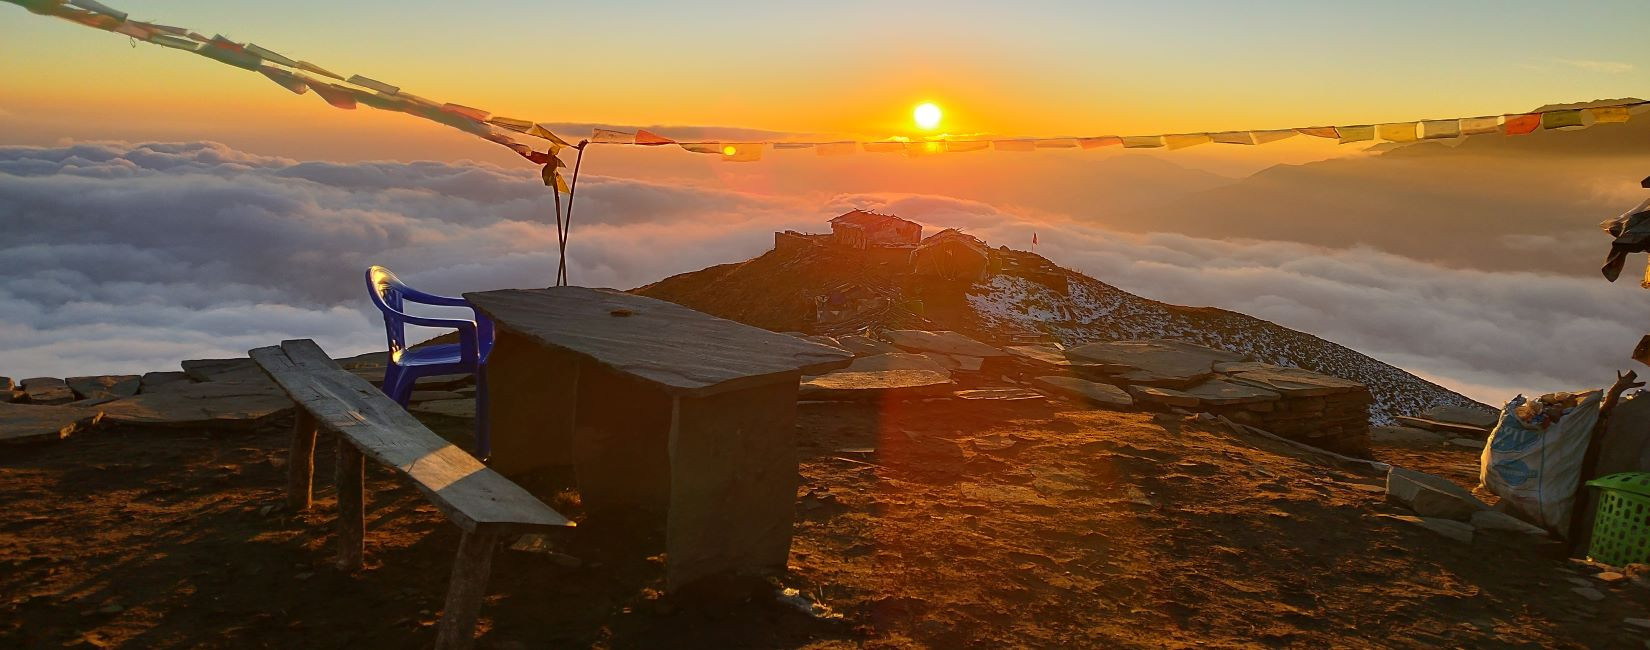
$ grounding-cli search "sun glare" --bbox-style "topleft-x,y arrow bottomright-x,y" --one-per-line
914,102 -> 942,130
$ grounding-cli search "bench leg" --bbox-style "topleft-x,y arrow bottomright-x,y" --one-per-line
434,530 -> 498,650
287,410 -> 318,511
336,440 -> 365,571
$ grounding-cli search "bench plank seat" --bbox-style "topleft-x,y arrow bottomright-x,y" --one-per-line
251,340 -> 569,533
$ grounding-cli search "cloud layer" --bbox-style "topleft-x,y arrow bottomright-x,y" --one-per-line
2,141 -> 1644,405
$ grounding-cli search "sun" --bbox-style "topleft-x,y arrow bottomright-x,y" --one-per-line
913,102 -> 942,130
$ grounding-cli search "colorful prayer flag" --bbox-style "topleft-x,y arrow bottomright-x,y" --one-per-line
1542,109 -> 1584,130
148,34 -> 201,51
1335,125 -> 1374,143
1210,131 -> 1256,145
634,129 -> 675,146
1459,116 -> 1500,135
945,140 -> 990,153
487,116 -> 535,133
1295,127 -> 1339,139
308,82 -> 358,110
1164,134 -> 1211,150
1419,119 -> 1460,139
720,143 -> 763,162
1121,135 -> 1164,148
1589,106 -> 1632,123
816,142 -> 856,156
1034,138 -> 1079,149
1251,129 -> 1298,144
679,143 -> 721,154
992,140 -> 1036,151
773,142 -> 815,150
67,0 -> 126,21
442,103 -> 490,122
1376,122 -> 1417,142
347,74 -> 398,95
864,141 -> 904,153
1502,113 -> 1541,135
258,66 -> 308,95
1079,136 -> 1122,149
590,128 -> 634,144
527,124 -> 571,148
244,44 -> 298,68
905,142 -> 943,156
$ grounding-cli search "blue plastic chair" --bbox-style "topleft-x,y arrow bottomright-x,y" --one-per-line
365,265 -> 496,457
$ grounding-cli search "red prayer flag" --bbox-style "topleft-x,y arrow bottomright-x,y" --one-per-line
634,129 -> 675,146
1502,113 -> 1541,135
1033,232 -> 1039,245
308,82 -> 358,110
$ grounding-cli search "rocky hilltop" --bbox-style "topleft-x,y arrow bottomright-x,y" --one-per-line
634,220 -> 1486,424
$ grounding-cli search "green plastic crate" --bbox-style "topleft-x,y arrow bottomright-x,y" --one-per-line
1586,472 -> 1650,566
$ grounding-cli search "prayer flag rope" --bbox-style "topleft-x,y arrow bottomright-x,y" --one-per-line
9,0 -> 1648,180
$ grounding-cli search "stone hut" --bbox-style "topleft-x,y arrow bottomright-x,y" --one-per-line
829,210 -> 922,250
911,228 -> 992,282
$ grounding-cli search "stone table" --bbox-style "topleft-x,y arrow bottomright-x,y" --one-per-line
465,287 -> 852,590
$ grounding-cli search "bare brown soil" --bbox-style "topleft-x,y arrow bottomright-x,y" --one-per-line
2,397 -> 1645,648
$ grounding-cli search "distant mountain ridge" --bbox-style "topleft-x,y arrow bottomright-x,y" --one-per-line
634,238 -> 1484,424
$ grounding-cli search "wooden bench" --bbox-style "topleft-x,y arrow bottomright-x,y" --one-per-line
250,339 -> 572,649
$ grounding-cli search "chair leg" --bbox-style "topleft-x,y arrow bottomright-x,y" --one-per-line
475,366 -> 491,460
433,530 -> 499,650
287,410 -> 318,511
336,440 -> 365,571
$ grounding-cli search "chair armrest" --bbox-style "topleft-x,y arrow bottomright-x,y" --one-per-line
398,285 -> 472,308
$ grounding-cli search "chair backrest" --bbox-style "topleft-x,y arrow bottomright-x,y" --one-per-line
365,265 -> 409,360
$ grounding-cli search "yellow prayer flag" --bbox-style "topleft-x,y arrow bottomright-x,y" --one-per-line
864,141 -> 904,153
945,141 -> 990,153
1589,106 -> 1631,123
541,164 -> 569,193
590,128 -> 634,144
1335,125 -> 1374,143
1295,127 -> 1339,139
347,74 -> 398,95
816,142 -> 856,156
1459,116 -> 1500,135
1419,120 -> 1460,139
679,143 -> 721,154
720,143 -> 763,162
992,140 -> 1036,151
1079,136 -> 1122,149
1035,138 -> 1079,149
527,124 -> 571,148
1164,134 -> 1211,150
1542,109 -> 1584,130
443,104 -> 490,122
1252,129 -> 1298,144
1376,122 -> 1417,142
1210,131 -> 1255,145
487,116 -> 535,133
1121,135 -> 1164,148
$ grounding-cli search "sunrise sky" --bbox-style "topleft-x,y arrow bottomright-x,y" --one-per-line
4,0 -> 1648,167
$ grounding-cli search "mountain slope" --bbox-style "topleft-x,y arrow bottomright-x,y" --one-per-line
634,240 -> 1484,424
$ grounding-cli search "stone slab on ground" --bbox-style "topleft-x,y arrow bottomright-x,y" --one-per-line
181,358 -> 271,384
1394,415 -> 1491,437
1471,509 -> 1548,536
840,353 -> 951,375
66,375 -> 141,402
1129,385 -> 1202,408
97,380 -> 292,430
954,388 -> 1045,402
799,369 -> 954,401
138,371 -> 192,394
20,378 -> 75,405
1033,376 -> 1133,409
834,335 -> 901,357
1380,514 -> 1474,544
1223,364 -> 1365,397
1004,345 -> 1132,374
1421,405 -> 1498,430
1064,340 -> 1241,389
1387,466 -> 1488,521
410,398 -> 477,418
884,330 -> 1007,359
1370,425 -> 1449,444
0,402 -> 104,444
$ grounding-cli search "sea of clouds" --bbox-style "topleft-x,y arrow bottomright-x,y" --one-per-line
2,141 -> 1645,404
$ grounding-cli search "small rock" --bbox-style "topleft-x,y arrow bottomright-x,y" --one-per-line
1387,466 -> 1487,521
1573,586 -> 1606,602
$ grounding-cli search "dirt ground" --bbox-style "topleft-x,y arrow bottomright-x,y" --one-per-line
2,396 -> 1647,648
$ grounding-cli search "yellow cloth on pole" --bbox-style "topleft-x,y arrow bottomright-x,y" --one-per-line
1377,122 -> 1417,142
1121,135 -> 1164,148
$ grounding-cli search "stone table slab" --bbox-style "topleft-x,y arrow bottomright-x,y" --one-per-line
20,378 -> 75,405
1032,376 -> 1134,409
1064,340 -> 1242,388
883,330 -> 1008,359
799,369 -> 954,400
1223,364 -> 1364,397
0,402 -> 104,444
